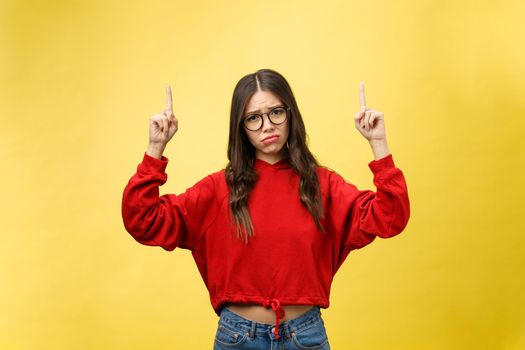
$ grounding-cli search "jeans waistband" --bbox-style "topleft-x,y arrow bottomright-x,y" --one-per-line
219,306 -> 323,338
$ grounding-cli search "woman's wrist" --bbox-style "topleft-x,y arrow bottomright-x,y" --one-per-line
146,142 -> 167,159
369,138 -> 390,160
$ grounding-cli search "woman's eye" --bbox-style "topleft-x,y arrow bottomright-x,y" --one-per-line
247,115 -> 258,121
272,108 -> 284,115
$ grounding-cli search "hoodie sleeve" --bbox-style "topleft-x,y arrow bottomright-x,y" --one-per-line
325,154 -> 410,271
121,152 -> 218,252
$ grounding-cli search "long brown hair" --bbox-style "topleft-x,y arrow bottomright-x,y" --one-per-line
225,69 -> 325,244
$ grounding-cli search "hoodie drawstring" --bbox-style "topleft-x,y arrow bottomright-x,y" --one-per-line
263,298 -> 285,339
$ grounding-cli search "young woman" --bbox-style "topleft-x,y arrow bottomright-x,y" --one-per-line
122,69 -> 410,349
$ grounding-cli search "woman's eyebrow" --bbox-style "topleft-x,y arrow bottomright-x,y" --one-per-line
246,104 -> 284,114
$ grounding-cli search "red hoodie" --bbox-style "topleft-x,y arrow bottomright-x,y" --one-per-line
122,153 -> 410,339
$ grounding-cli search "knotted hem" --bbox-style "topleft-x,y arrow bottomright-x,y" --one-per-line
211,294 -> 329,339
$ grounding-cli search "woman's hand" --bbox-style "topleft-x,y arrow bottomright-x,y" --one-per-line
146,85 -> 179,159
354,82 -> 386,142
149,85 -> 179,145
354,82 -> 390,160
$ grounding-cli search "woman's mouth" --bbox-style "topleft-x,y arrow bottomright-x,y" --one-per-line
262,135 -> 279,144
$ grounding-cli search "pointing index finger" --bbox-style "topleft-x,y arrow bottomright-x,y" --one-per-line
359,81 -> 366,112
166,84 -> 173,113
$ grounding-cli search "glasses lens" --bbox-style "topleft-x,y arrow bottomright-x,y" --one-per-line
269,107 -> 287,124
244,115 -> 262,131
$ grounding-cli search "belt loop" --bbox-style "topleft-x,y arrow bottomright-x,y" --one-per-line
283,322 -> 291,339
249,321 -> 256,339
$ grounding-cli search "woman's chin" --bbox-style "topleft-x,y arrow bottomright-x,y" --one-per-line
262,145 -> 285,155
256,145 -> 285,157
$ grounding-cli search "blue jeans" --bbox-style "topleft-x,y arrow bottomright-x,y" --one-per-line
213,305 -> 331,350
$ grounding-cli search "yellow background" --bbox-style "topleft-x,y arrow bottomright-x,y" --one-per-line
1,0 -> 524,349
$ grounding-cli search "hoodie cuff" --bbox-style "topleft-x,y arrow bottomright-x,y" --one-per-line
140,152 -> 169,173
368,153 -> 395,174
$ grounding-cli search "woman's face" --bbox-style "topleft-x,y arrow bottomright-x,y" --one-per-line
243,90 -> 290,164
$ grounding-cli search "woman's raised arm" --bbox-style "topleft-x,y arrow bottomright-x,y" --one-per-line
121,85 -> 218,251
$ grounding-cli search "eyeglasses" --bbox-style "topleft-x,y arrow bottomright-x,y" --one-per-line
243,106 -> 291,131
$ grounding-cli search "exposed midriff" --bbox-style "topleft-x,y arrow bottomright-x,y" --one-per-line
224,303 -> 314,324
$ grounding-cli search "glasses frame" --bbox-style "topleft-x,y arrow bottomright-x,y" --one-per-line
242,106 -> 291,131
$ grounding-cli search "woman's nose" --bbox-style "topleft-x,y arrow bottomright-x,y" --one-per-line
261,114 -> 275,131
